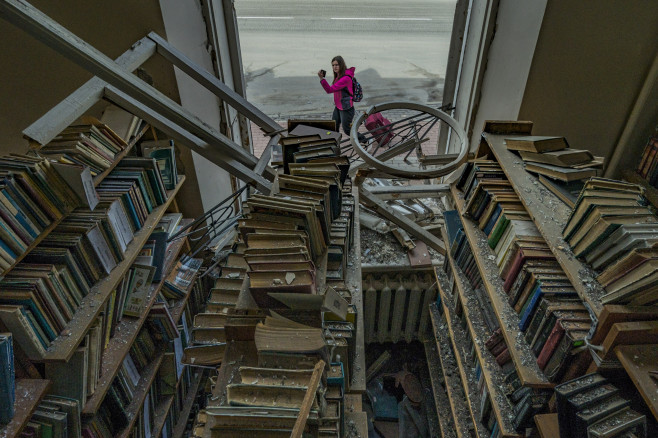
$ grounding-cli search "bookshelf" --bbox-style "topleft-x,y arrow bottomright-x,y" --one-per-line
151,394 -> 175,438
450,185 -> 552,388
91,123 -> 150,186
436,250 -> 522,437
621,169 -> 658,210
615,344 -> 658,421
326,183 -> 366,393
478,133 -> 606,317
423,339 -> 458,438
81,221 -> 190,415
534,413 -> 559,438
114,352 -> 165,438
40,177 -> 185,362
0,379 -> 50,438
428,303 -> 484,438
171,370 -> 203,438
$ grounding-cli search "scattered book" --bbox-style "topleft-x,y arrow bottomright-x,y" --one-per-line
505,136 -> 569,153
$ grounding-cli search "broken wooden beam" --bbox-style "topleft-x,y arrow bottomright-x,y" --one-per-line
359,187 -> 446,255
365,184 -> 450,200
291,360 -> 326,438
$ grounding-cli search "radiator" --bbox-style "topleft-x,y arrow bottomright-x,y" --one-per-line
362,272 -> 437,344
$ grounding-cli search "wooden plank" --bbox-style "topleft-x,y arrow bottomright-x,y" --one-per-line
147,32 -> 283,136
103,86 -> 273,193
534,413 -> 559,438
591,305 -> 658,344
365,183 -> 450,200
423,340 -> 458,438
327,184 -> 366,393
429,303 -> 481,438
115,352 -> 165,438
172,370 -> 204,438
151,395 -> 175,438
359,186 -> 446,255
41,177 -> 186,362
21,36 -> 156,146
0,214 -> 66,279
0,0 -> 261,172
437,254 -> 523,437
291,360 -> 325,438
343,394 -> 362,414
450,186 -> 552,388
615,344 -> 658,421
601,321 -> 658,360
344,411 -> 368,438
81,226 -> 189,415
481,133 -> 605,316
0,379 -> 50,438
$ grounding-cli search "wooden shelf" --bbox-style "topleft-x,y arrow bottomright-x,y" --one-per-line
151,394 -> 175,438
436,259 -> 522,437
0,379 -> 50,438
171,370 -> 204,438
91,123 -> 149,186
0,215 -> 67,280
480,133 -> 605,316
534,413 -> 559,438
428,303 -> 482,438
81,225 -> 189,415
615,344 -> 658,421
115,352 -> 165,438
621,169 -> 658,210
423,338 -> 459,438
41,176 -> 186,362
0,123 -> 150,280
450,185 -> 552,388
327,183 -> 365,393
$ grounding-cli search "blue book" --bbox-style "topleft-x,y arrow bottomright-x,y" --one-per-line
0,188 -> 40,238
518,284 -> 543,332
444,210 -> 463,245
483,204 -> 502,236
0,238 -> 17,261
120,194 -> 141,230
0,333 -> 15,424
0,297 -> 56,342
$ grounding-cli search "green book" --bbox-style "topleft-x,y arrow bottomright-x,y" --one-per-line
488,215 -> 510,249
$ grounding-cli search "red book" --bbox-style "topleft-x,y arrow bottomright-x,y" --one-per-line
495,347 -> 511,366
537,320 -> 566,370
502,247 -> 555,292
490,339 -> 507,357
484,328 -> 503,350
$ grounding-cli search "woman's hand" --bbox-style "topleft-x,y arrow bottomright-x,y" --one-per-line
317,70 -> 325,79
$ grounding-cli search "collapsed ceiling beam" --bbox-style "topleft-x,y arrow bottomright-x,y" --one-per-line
359,186 -> 446,255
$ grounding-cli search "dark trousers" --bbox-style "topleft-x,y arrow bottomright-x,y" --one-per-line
332,107 -> 366,142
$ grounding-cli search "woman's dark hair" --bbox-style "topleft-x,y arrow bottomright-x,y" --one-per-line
332,55 -> 347,83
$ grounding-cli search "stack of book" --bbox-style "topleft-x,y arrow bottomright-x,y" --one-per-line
457,160 -> 593,384
636,131 -> 658,188
503,135 -> 604,207
20,395 -> 81,438
555,373 -> 647,438
0,155 -> 82,273
561,178 -> 658,304
279,124 -> 341,173
40,123 -> 128,176
0,333 -> 14,425
84,328 -> 158,436
0,158 -> 170,359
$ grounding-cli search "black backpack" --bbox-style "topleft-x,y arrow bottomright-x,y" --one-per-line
352,77 -> 363,102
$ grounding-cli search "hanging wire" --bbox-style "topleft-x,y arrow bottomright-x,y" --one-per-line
168,185 -> 247,259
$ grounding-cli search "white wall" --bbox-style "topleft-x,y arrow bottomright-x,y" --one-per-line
159,0 -> 235,216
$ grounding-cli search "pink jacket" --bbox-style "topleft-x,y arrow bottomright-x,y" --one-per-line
320,67 -> 355,110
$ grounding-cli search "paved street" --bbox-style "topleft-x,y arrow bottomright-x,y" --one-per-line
235,0 -> 457,119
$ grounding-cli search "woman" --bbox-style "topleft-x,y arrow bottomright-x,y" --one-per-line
317,56 -> 361,138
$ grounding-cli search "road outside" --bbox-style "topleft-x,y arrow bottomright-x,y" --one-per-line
235,0 -> 457,120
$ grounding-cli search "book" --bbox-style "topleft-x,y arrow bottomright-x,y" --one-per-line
122,264 -> 156,317
31,409 -> 68,438
140,140 -> 178,190
538,175 -> 583,208
99,104 -> 142,144
518,148 -> 594,166
41,396 -> 81,438
0,333 -> 14,424
504,136 -> 569,153
524,162 -> 597,182
554,373 -> 608,438
45,343 -> 89,407
585,224 -> 658,270
586,407 -> 646,438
